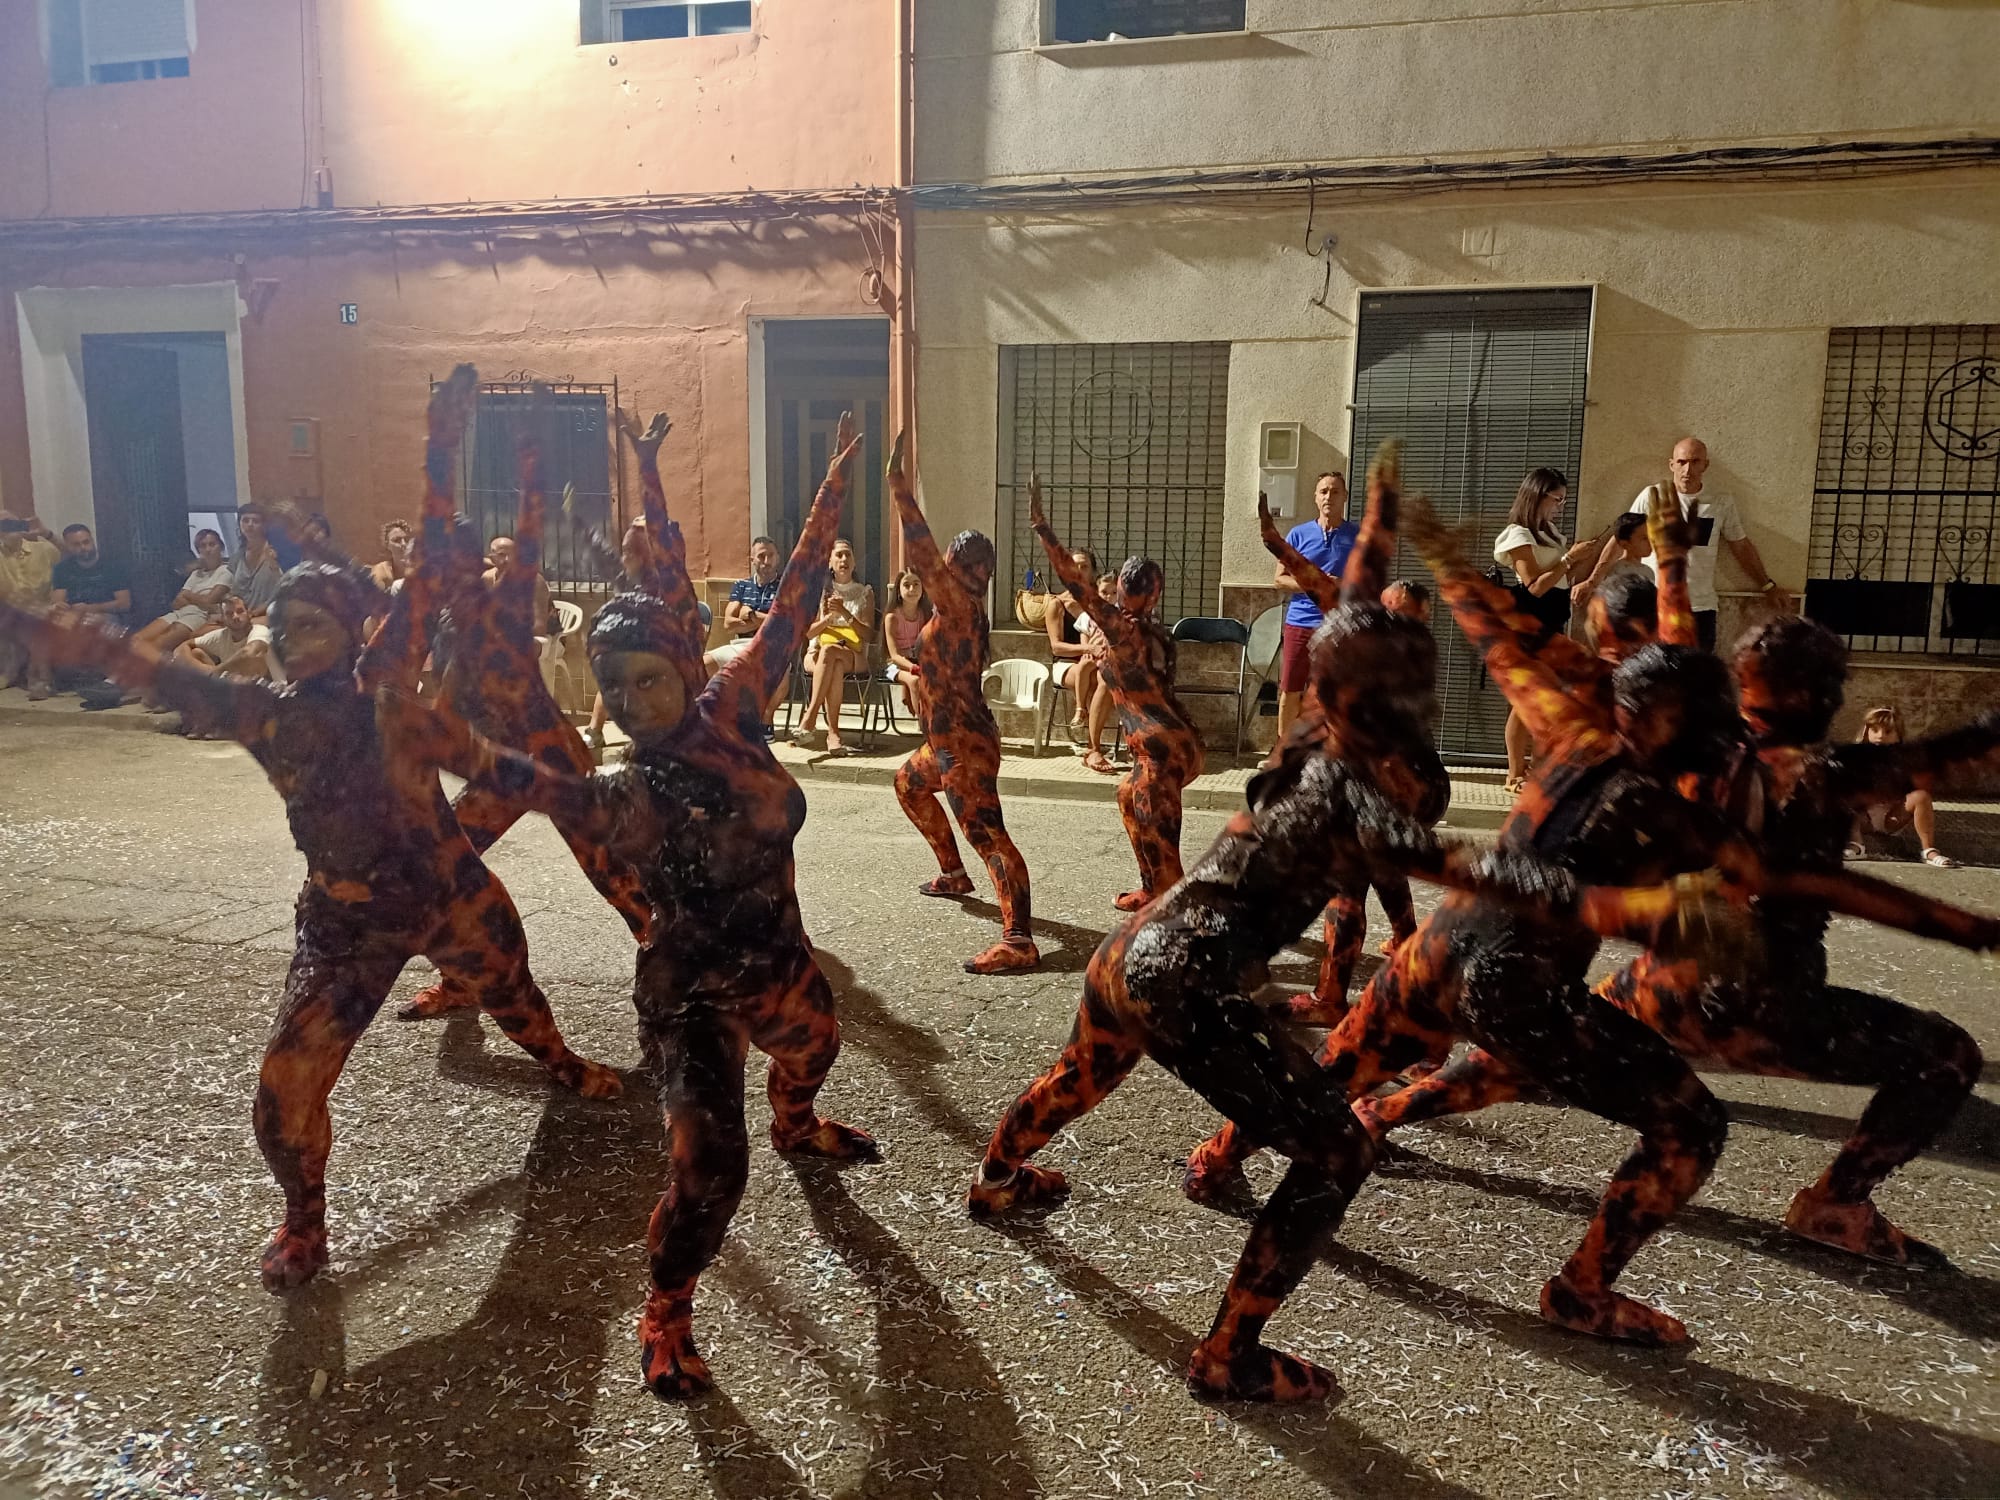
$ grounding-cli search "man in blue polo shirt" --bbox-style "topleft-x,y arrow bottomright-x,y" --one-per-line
1274,470 -> 1358,736
704,534 -> 782,674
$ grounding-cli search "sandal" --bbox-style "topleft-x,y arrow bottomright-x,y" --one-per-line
1841,841 -> 1865,860
1922,847 -> 1961,869
1502,775 -> 1527,796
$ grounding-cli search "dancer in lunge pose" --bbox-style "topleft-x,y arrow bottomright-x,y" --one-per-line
0,370 -> 619,1294
379,414 -> 877,1400
968,456 -> 1742,1401
1029,481 -> 1201,910
393,402 -> 654,1021
1256,480 -> 1447,1018
1184,494 -> 1765,1348
886,434 -> 1039,973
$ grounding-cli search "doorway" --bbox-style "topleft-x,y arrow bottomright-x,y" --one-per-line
757,319 -> 889,594
79,331 -> 239,621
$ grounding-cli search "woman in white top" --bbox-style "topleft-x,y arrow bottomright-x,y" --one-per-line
134,528 -> 234,652
1492,467 -> 1594,792
793,537 -> 876,755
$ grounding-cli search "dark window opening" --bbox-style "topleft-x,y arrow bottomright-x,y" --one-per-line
1804,579 -> 1934,641
87,55 -> 188,83
1048,0 -> 1245,44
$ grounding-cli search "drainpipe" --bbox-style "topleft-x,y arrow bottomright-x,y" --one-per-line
891,0 -> 916,473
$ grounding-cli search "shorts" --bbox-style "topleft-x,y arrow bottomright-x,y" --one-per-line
707,637 -> 753,666
245,622 -> 287,684
165,605 -> 211,631
1052,659 -> 1088,689
1864,800 -> 1912,835
1279,621 -> 1318,693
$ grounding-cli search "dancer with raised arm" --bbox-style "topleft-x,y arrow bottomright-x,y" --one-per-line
967,447 -> 1746,1400
1256,476 -> 1446,1017
886,434 -> 1039,973
0,368 -> 618,1295
391,398 -> 654,1021
378,414 -> 877,1400
1029,480 -> 1201,910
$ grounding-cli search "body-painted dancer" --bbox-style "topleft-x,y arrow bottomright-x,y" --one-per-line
1028,482 -> 1201,910
1186,496 -> 1761,1348
0,372 -> 617,1293
380,415 -> 877,1399
396,399 -> 654,1021
1256,482 -> 1447,1017
967,459 -> 1740,1400
887,436 -> 1039,973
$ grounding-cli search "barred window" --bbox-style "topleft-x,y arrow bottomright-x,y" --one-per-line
1806,325 -> 2000,655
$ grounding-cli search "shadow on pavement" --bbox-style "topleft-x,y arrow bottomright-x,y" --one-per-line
1325,1244 -> 2000,1500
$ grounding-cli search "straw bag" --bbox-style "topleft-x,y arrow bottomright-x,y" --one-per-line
1015,588 -> 1051,631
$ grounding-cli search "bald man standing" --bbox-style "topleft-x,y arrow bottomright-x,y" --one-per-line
1627,436 -> 1790,653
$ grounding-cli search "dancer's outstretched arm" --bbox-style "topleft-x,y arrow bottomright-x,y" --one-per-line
617,410 -> 708,665
886,430 -> 975,628
711,414 -> 860,728
1827,710 -> 2000,808
1258,493 -> 1339,615
1406,497 -> 1604,747
1029,478 -> 1131,651
1,603 -> 277,746
376,684 -> 662,854
358,364 -> 476,691
1645,481 -> 1699,648
1762,864 -> 2000,952
1340,439 -> 1403,605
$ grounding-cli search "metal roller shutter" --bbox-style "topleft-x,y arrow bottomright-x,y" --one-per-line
1349,288 -> 1594,761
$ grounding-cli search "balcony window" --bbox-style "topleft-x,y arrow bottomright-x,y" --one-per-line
581,0 -> 753,44
1045,0 -> 1245,44
46,0 -> 194,88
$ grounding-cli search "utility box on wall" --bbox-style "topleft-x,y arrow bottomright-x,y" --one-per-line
1258,421 -> 1302,517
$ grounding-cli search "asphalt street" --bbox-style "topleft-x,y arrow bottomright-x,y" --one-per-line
0,720 -> 1994,1499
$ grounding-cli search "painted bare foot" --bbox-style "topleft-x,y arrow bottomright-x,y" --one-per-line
1348,1094 -> 1391,1142
544,1054 -> 623,1099
964,937 -> 1039,974
1186,1339 -> 1337,1403
638,1301 -> 711,1400
259,1224 -> 329,1293
918,871 -> 975,898
1180,1153 -> 1258,1218
966,1160 -> 1069,1219
1540,1274 -> 1688,1345
1112,889 -> 1151,912
1784,1186 -> 1948,1267
394,980 -> 477,1021
1284,991 -> 1348,1026
775,1117 -> 880,1162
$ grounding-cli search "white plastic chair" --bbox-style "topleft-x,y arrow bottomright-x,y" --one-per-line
541,598 -> 585,708
981,657 -> 1054,755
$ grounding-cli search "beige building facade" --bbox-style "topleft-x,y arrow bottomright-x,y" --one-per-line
911,0 -> 2000,754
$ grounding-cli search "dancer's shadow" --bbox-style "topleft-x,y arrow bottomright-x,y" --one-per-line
785,1159 -> 1043,1498
1324,1244 -> 2000,1500
1377,1137 -> 2000,1343
962,898 -> 1105,974
1723,1090 -> 1999,1170
255,1082 -> 662,1498
978,1219 -> 1487,1500
818,949 -> 989,1153
428,1005 -> 642,1100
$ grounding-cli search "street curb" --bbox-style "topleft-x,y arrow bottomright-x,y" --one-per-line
0,704 -> 159,733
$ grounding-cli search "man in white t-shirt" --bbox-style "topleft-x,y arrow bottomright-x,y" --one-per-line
1627,436 -> 1790,653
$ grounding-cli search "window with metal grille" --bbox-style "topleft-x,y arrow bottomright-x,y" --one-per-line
997,343 -> 1229,627
441,379 -> 624,593
1045,0 -> 1244,43
45,0 -> 193,87
1805,325 -> 2000,656
580,0 -> 751,44
1349,287 -> 1594,762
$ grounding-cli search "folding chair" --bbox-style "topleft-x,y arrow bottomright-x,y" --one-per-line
1170,615 -> 1253,759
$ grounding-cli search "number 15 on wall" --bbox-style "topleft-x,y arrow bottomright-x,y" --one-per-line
338,304 -> 359,325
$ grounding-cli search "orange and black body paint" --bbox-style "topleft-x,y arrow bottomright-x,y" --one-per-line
0,368 -> 618,1297
1031,513 -> 1202,909
887,444 -> 1038,973
1188,499 -> 1750,1348
384,436 -> 877,1399
397,411 -> 653,1020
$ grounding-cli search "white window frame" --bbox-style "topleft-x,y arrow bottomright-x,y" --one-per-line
581,0 -> 753,44
42,0 -> 194,86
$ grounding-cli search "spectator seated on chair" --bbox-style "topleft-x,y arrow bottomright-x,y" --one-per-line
704,535 -> 782,675
1043,546 -> 1100,747
228,504 -> 286,681
793,537 -> 875,755
484,534 -> 555,638
136,527 -> 234,653
1846,706 -> 1964,869
0,513 -> 60,699
51,524 -> 132,628
884,565 -> 931,721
